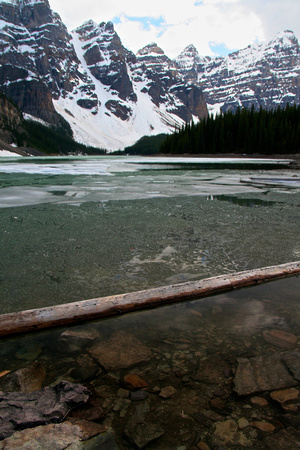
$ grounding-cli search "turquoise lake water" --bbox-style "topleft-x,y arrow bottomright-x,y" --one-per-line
0,156 -> 299,314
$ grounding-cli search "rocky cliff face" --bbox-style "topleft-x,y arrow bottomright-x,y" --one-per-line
175,30 -> 300,115
0,0 -> 299,150
0,1 -> 208,150
0,0 -> 82,124
0,91 -> 24,143
132,43 -> 207,123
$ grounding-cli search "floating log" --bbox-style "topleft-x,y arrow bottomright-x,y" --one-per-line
0,261 -> 299,338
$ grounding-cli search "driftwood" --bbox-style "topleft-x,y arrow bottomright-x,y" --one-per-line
0,261 -> 299,338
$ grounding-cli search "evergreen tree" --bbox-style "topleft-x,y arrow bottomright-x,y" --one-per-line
159,104 -> 300,156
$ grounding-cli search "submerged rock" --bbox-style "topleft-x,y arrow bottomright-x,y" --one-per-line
121,373 -> 148,390
124,422 -> 165,449
0,381 -> 90,440
213,419 -> 252,446
282,352 -> 300,381
0,361 -> 46,394
270,387 -> 299,404
262,330 -> 298,349
0,420 -> 114,449
159,385 -> 177,399
89,331 -> 152,370
59,328 -> 100,353
250,421 -> 275,432
234,353 -> 298,396
256,428 -> 300,449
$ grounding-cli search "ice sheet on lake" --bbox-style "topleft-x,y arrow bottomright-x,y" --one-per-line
0,157 -> 299,207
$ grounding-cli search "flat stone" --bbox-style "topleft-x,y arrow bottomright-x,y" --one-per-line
283,403 -> 300,412
59,329 -> 100,353
282,352 -> 300,380
117,388 -> 129,398
0,361 -> 46,394
210,397 -> 226,411
0,420 -> 111,449
250,421 -> 275,432
159,385 -> 177,399
0,381 -> 90,440
89,331 -> 152,370
122,374 -> 148,390
130,390 -> 148,401
69,396 -> 105,421
213,420 -> 251,446
250,396 -> 269,406
124,422 -> 165,449
238,417 -> 249,429
71,354 -> 100,381
262,330 -> 297,349
234,354 -> 297,396
270,388 -> 299,404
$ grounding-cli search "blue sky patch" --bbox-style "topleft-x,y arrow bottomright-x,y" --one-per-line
113,15 -> 167,33
209,41 -> 237,56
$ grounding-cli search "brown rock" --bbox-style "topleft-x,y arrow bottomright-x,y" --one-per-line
124,422 -> 164,449
270,388 -> 299,404
234,354 -> 297,396
69,396 -> 105,421
59,329 -> 100,353
122,374 -> 148,390
0,361 -> 46,394
282,403 -> 300,412
238,418 -> 249,429
0,420 -> 110,449
210,397 -> 226,411
250,421 -> 275,432
89,331 -> 152,370
117,388 -> 129,398
197,442 -> 211,450
282,352 -> 300,381
213,420 -> 251,446
251,396 -> 269,406
159,386 -> 177,399
262,330 -> 297,349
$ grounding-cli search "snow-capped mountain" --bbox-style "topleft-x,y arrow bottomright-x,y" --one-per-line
0,0 -> 299,151
175,30 -> 300,116
0,0 -> 207,150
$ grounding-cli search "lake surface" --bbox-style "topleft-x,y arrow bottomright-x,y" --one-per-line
0,155 -> 299,314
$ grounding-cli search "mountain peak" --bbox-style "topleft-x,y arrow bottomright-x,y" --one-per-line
180,44 -> 199,56
0,0 -> 50,5
137,43 -> 165,57
270,29 -> 299,48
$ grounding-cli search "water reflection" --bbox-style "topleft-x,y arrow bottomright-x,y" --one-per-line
210,195 -> 281,207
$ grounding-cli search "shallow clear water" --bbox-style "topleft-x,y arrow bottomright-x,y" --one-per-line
0,156 -> 299,313
0,276 -> 299,448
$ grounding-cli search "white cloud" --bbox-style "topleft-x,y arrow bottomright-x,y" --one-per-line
49,0 -> 299,58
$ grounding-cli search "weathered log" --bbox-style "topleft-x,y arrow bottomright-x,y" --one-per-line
0,261 -> 299,338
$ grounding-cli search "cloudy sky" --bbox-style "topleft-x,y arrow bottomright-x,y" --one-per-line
49,0 -> 300,58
